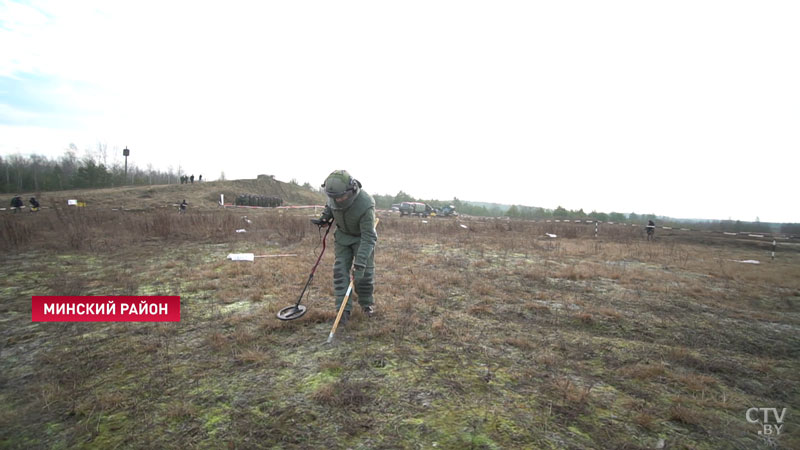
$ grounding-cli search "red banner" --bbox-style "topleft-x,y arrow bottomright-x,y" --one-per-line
32,296 -> 180,322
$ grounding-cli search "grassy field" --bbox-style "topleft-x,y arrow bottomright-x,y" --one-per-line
1,187 -> 798,449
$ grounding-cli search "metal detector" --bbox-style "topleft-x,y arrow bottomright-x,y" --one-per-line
276,222 -> 332,320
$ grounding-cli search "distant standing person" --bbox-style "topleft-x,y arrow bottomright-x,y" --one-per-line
199,174 -> 202,182
10,195 -> 23,213
179,199 -> 188,214
190,175 -> 194,184
646,220 -> 655,241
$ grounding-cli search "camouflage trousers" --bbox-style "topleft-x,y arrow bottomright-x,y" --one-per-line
333,240 -> 375,312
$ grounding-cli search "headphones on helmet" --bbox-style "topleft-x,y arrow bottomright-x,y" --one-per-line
322,171 -> 362,194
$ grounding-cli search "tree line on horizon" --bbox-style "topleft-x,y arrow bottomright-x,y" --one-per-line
372,192 -> 799,234
3,150 -> 797,234
1,147 -> 189,193
372,191 -> 642,221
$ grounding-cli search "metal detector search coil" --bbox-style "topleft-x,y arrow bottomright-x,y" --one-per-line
277,304 -> 307,321
277,222 -> 333,321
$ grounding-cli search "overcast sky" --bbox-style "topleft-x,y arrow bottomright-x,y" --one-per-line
1,1 -> 798,222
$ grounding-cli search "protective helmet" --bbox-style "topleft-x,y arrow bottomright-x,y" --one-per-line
322,170 -> 361,210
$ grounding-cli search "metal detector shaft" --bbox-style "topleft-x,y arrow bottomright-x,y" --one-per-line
292,223 -> 332,308
277,221 -> 334,321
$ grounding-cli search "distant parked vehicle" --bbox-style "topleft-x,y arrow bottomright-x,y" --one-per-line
436,204 -> 458,217
235,194 -> 283,207
399,201 -> 435,217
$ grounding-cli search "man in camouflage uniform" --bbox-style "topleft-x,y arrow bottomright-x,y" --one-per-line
312,170 -> 378,323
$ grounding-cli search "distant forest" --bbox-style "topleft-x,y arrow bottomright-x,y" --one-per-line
371,194 -> 800,235
1,147 -> 187,193
3,150 -> 797,234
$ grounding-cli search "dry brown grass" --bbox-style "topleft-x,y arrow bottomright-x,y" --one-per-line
549,376 -> 595,417
1,206 -> 798,449
431,316 -> 453,338
312,379 -> 372,408
621,363 -> 668,381
495,336 -> 537,351
0,205 -> 309,253
165,400 -> 199,421
576,312 -> 595,325
674,373 -> 718,392
234,347 -> 270,365
668,403 -> 715,429
205,332 -> 228,351
536,352 -> 563,369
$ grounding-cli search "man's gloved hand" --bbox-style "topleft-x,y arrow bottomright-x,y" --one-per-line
353,264 -> 366,284
311,206 -> 333,227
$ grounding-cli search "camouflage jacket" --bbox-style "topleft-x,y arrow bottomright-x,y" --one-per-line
324,190 -> 377,267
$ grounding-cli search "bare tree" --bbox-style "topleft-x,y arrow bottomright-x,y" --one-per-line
30,154 -> 43,191
2,156 -> 8,191
97,142 -> 108,166
8,154 -> 25,191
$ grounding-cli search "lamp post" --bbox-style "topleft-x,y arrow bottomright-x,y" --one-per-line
123,147 -> 130,182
